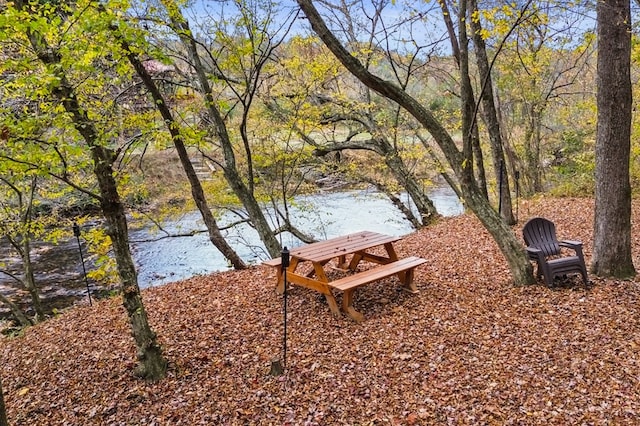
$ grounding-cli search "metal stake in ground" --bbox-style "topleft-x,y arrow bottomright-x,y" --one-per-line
270,247 -> 290,376
281,247 -> 290,368
498,160 -> 504,216
514,170 -> 520,223
73,222 -> 92,306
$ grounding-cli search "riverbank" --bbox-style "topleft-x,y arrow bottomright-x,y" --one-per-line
3,197 -> 640,424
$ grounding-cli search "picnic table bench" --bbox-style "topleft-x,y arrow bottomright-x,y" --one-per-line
263,231 -> 426,322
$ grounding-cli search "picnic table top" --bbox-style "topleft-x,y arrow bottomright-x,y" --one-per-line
282,231 -> 401,263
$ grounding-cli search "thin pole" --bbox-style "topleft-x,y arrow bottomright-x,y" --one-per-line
514,170 -> 520,223
281,247 -> 290,369
73,222 -> 92,306
498,160 -> 504,217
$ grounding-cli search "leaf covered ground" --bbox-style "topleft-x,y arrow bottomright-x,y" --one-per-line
3,197 -> 640,425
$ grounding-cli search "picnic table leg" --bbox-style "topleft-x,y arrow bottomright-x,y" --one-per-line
383,242 -> 399,261
275,269 -> 284,294
306,259 -> 331,277
311,263 -> 341,318
381,242 -> 419,292
324,292 -> 342,319
400,268 -> 419,294
342,289 -> 364,323
347,253 -> 363,270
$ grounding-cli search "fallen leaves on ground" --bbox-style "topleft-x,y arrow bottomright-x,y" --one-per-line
2,197 -> 640,425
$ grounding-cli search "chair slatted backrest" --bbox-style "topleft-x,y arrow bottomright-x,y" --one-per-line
523,217 -> 561,257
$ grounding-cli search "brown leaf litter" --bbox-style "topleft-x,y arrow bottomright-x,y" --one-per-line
2,197 -> 640,425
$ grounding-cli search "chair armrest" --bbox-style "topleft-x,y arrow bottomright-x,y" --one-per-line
559,240 -> 582,248
559,240 -> 584,256
525,246 -> 544,261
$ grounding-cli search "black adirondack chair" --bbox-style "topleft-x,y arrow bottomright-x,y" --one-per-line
522,217 -> 588,287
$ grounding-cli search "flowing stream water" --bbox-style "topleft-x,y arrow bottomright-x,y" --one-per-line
0,187 -> 463,318
131,186 -> 463,287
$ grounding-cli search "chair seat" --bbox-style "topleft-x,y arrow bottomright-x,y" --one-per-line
547,256 -> 581,266
546,256 -> 586,277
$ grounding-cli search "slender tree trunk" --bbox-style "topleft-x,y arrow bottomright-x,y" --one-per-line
458,0 -> 474,178
92,150 -> 167,380
164,6 -> 282,258
495,90 -> 525,200
116,32 -> 247,270
0,376 -> 8,426
5,237 -> 43,323
366,178 -> 423,229
21,178 -> 43,321
3,177 -> 44,321
20,1 -> 167,380
276,100 -> 439,226
521,102 -> 544,194
471,123 -> 489,200
532,107 -> 543,193
383,151 -> 439,225
592,0 -> 636,278
445,0 -> 488,200
297,0 -> 535,285
469,0 -> 515,224
20,239 -> 44,322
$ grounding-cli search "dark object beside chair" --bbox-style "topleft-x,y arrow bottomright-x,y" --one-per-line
522,217 -> 588,287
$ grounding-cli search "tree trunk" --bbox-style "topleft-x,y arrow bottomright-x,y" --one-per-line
592,0 -> 636,278
495,90 -> 525,205
367,178 -> 422,229
0,376 -> 7,426
93,150 -> 168,380
284,102 -> 440,226
471,122 -> 489,200
3,177 -> 44,322
383,150 -> 439,225
521,102 -> 544,195
309,134 -> 440,226
461,179 -> 534,286
20,238 -> 44,322
6,236 -> 44,323
297,0 -> 535,285
439,0 -> 488,201
165,7 -> 282,258
469,0 -> 516,224
458,0 -> 475,179
117,33 -> 247,270
20,3 -> 168,380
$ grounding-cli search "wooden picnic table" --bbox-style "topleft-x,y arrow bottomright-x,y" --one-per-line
263,231 -> 426,322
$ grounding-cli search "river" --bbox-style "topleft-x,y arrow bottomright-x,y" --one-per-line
0,187 -> 462,319
130,187 -> 463,287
